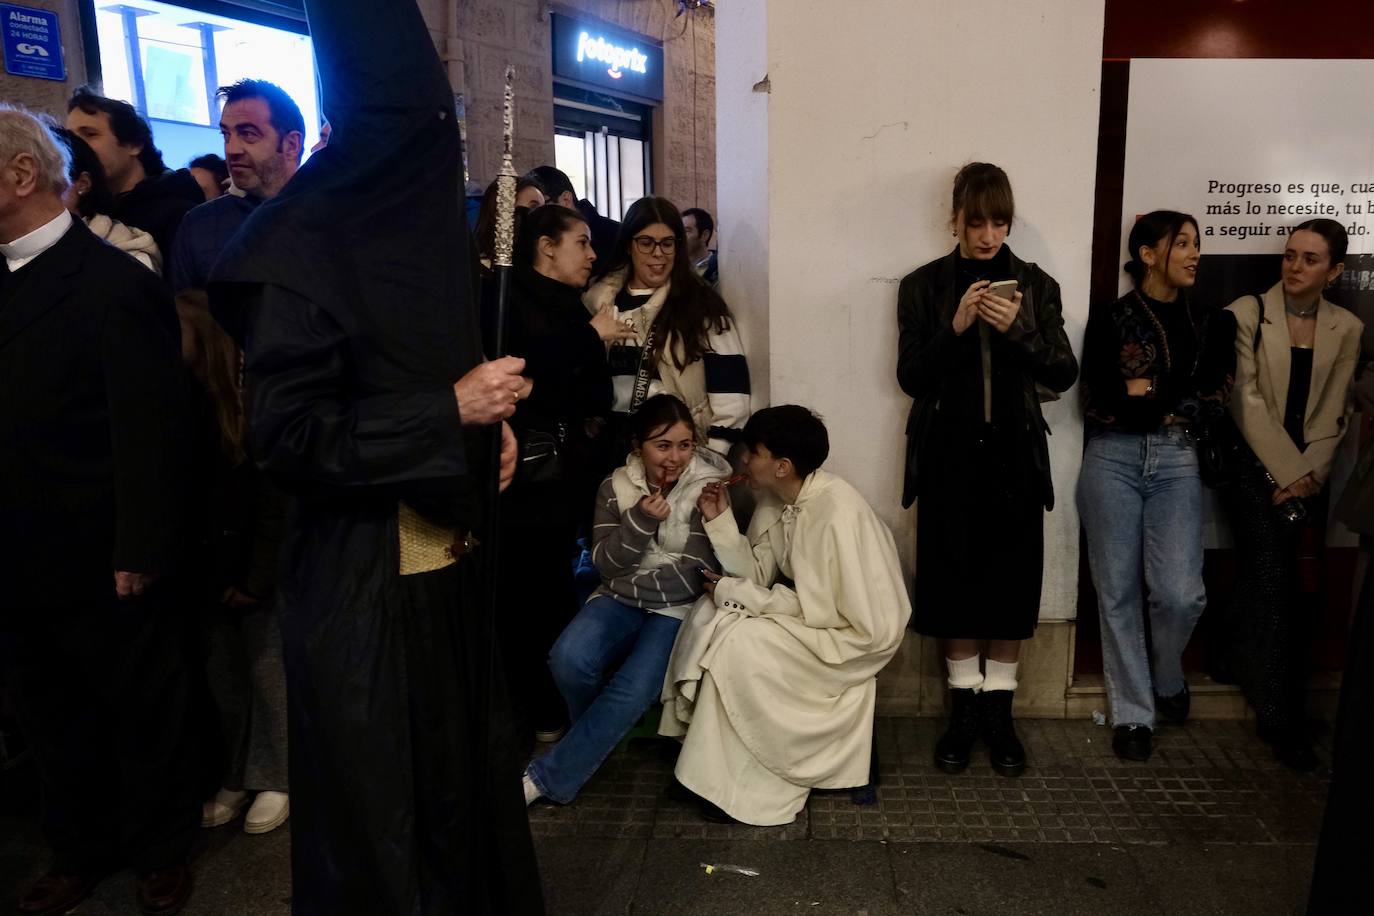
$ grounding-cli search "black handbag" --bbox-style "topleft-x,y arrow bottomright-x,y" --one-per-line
516,420 -> 567,487
1197,294 -> 1265,489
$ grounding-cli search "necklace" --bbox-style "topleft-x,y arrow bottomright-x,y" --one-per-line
1285,300 -> 1318,319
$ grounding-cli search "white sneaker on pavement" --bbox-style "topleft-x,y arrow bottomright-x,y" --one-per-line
244,791 -> 290,835
522,773 -> 541,807
201,788 -> 249,828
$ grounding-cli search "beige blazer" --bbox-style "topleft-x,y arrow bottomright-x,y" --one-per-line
1227,283 -> 1362,488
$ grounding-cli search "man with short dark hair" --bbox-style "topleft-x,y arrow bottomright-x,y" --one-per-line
0,103 -> 197,916
682,206 -> 718,288
65,87 -> 204,257
526,163 -> 621,266
170,79 -> 306,293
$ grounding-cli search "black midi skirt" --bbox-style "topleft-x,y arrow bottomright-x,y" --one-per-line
911,419 -> 1045,641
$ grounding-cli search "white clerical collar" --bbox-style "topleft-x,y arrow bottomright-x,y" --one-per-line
1,209 -> 73,272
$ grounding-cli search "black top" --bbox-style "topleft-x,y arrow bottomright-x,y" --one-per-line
1081,289 -> 1236,435
1285,347 -> 1314,451
114,168 -> 205,263
956,246 -> 1014,286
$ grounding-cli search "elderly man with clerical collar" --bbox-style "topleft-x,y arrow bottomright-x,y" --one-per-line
0,104 -> 198,916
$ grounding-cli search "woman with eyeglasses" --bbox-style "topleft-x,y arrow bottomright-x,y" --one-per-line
583,197 -> 750,459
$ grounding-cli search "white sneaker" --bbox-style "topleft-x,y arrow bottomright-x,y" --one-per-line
522,773 -> 541,807
201,788 -> 249,828
244,791 -> 290,835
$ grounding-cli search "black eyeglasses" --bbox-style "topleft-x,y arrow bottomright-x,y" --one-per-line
632,235 -> 677,255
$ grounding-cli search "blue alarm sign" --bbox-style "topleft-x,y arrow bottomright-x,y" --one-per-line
2,3 -> 66,82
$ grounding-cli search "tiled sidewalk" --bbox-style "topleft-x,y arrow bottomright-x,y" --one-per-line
1,718 -> 1327,915
530,717 -> 1329,848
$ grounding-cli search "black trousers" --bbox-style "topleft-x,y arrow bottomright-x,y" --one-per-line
1220,465 -> 1325,734
0,585 -> 200,873
495,518 -> 578,740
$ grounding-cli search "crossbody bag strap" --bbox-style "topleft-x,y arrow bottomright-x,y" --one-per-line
630,326 -> 657,413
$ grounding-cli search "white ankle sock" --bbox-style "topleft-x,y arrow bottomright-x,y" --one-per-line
983,659 -> 1019,692
946,655 -> 984,691
522,773 -> 541,806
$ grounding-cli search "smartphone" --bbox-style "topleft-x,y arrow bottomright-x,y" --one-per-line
985,279 -> 1018,300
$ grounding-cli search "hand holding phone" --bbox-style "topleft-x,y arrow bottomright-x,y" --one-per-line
979,279 -> 1022,333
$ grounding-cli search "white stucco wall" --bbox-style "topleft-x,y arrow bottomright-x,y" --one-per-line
718,0 -> 1106,620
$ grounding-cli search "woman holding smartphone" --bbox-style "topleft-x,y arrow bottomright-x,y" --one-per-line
1222,218 -> 1360,771
897,162 -> 1078,777
1078,211 -> 1236,763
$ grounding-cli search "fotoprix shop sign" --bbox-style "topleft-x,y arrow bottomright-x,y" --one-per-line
552,13 -> 663,101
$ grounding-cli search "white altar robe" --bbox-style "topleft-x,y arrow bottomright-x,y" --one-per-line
659,469 -> 912,825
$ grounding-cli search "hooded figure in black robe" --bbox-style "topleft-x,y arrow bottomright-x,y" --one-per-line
207,0 -> 542,912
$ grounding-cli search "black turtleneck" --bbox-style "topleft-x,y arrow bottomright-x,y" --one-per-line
956,245 -> 1014,288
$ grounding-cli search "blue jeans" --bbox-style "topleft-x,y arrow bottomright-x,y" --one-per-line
1078,429 -> 1206,729
526,595 -> 682,804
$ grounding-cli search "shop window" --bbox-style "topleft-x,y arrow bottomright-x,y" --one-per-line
554,86 -> 650,221
85,0 -> 320,171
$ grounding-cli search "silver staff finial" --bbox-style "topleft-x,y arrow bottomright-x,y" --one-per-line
493,65 -> 518,269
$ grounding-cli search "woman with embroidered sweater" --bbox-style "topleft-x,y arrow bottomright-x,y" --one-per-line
522,395 -> 726,806
1221,219 -> 1360,771
583,197 -> 750,458
1078,210 -> 1236,763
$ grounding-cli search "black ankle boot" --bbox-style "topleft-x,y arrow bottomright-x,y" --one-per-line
979,690 -> 1026,777
934,688 -> 980,773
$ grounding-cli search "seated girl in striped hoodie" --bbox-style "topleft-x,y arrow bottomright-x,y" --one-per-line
523,395 -> 728,806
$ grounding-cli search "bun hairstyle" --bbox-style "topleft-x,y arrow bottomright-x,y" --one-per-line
1124,210 -> 1198,288
1291,218 -> 1348,266
952,162 -> 1014,225
515,203 -> 586,269
629,393 -> 697,446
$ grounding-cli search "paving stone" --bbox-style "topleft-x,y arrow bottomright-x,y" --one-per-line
888,842 -> 1159,915
1130,844 -> 1314,915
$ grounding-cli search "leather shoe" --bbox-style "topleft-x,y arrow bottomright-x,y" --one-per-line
934,687 -> 981,774
1155,684 -> 1191,725
17,871 -> 101,916
1113,724 -> 1153,762
137,865 -> 193,916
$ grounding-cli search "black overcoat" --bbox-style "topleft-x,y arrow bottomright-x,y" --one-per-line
207,0 -> 543,913
0,218 -> 188,613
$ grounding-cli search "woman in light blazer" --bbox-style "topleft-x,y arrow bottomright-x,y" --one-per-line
1223,218 -> 1361,772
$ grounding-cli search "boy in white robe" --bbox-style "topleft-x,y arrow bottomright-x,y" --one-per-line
660,406 -> 912,825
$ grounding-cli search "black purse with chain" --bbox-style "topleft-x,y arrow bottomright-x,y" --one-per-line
1195,295 -> 1265,489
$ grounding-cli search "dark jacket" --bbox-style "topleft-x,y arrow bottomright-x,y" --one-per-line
0,219 -> 190,612
114,168 -> 205,263
485,265 -> 613,523
1080,290 -> 1235,436
577,198 -> 622,267
169,192 -> 262,293
897,246 -> 1078,510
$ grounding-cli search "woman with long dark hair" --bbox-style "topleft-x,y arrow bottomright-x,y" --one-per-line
1222,218 -> 1361,770
1078,210 -> 1236,762
897,162 -> 1077,778
584,196 -> 750,457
